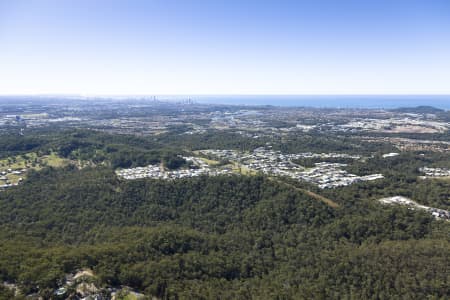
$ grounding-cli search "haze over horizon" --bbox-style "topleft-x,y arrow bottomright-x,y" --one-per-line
1,0 -> 449,95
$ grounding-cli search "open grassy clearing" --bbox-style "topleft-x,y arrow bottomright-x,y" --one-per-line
197,157 -> 220,166
0,152 -> 37,170
0,152 -> 69,171
435,176 -> 450,182
228,162 -> 258,175
0,152 -> 71,185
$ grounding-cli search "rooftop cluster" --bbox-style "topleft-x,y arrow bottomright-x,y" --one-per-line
47,269 -> 146,299
420,167 -> 450,178
200,148 -> 383,189
297,162 -> 384,189
379,196 -> 450,221
116,156 -> 231,180
338,117 -> 449,133
0,168 -> 24,189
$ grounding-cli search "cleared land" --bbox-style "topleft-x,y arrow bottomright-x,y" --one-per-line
0,152 -> 70,184
269,177 -> 340,208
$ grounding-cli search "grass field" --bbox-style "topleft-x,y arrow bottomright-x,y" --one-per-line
0,152 -> 70,184
43,152 -> 68,167
230,163 -> 258,175
198,157 -> 220,166
435,176 -> 450,182
0,152 -> 37,170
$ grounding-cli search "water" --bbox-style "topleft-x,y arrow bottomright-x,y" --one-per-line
191,95 -> 450,109
2,95 -> 449,110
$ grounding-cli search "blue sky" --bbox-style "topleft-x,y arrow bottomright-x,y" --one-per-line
0,0 -> 449,95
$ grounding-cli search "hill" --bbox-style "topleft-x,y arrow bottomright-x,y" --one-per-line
0,165 -> 448,299
391,105 -> 445,114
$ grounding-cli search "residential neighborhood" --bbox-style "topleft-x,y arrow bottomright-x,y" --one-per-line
116,156 -> 233,180
0,168 -> 24,189
419,166 -> 450,178
200,148 -> 382,189
116,148 -> 384,189
4,269 -> 146,300
1,0 -> 450,297
379,196 -> 450,221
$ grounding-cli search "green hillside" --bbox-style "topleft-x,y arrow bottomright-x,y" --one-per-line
0,165 -> 448,299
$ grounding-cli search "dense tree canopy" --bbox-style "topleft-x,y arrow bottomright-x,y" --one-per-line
0,165 -> 448,299
0,129 -> 448,299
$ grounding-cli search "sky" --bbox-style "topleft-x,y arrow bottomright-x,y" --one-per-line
0,0 -> 449,95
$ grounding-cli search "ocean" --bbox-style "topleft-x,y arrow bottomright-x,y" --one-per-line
190,95 -> 450,109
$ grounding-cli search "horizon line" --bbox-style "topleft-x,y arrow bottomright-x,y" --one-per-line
1,93 -> 450,97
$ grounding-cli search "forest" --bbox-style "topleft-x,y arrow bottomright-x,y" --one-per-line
0,129 -> 449,299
